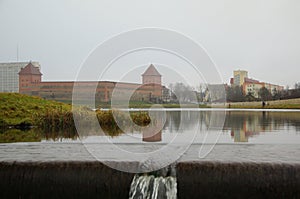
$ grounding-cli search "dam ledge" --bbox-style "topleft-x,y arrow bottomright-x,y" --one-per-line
1,143 -> 299,198
0,142 -> 299,164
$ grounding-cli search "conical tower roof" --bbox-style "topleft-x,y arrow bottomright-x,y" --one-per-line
18,62 -> 42,75
142,64 -> 161,76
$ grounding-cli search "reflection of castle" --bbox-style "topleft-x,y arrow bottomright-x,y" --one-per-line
18,63 -> 165,104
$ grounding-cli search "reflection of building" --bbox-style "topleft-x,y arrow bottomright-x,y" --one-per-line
228,112 -> 270,142
230,70 -> 283,98
18,63 -> 164,104
0,61 -> 40,92
231,129 -> 248,142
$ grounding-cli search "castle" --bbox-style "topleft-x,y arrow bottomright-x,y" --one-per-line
18,63 -> 164,105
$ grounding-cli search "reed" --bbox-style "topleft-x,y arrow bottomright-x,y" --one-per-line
0,93 -> 152,142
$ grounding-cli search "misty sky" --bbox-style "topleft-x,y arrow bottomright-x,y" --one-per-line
0,0 -> 299,88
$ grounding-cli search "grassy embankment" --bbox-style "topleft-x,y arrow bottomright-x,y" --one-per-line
0,93 -> 73,142
98,101 -> 210,109
227,98 -> 300,109
0,93 -> 150,143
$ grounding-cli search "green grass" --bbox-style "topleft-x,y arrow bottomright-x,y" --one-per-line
98,101 -> 210,109
0,93 -> 71,127
0,93 -> 153,142
229,103 -> 300,109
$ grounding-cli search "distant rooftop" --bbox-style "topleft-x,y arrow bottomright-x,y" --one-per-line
18,62 -> 42,75
244,77 -> 260,84
0,61 -> 40,68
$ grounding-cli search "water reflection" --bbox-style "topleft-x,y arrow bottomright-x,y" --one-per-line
223,111 -> 300,142
163,110 -> 300,143
1,110 -> 300,143
142,118 -> 163,142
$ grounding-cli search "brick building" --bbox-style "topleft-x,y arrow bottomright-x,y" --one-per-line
0,61 -> 40,92
19,63 -> 164,104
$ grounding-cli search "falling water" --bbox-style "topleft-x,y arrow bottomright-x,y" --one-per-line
129,164 -> 177,199
129,175 -> 177,199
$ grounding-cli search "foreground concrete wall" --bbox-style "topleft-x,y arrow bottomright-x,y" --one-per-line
0,161 -> 299,199
0,161 -> 134,199
176,162 -> 300,199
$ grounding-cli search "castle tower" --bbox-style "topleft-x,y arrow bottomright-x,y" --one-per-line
140,64 -> 162,103
142,64 -> 162,85
18,62 -> 42,94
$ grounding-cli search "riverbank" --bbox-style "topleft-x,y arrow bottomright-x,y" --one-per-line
1,93 -> 300,130
0,93 -> 152,143
98,98 -> 300,109
0,93 -> 71,127
98,101 -> 210,109
212,98 -> 300,109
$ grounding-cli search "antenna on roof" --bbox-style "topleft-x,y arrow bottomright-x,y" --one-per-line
17,43 -> 19,62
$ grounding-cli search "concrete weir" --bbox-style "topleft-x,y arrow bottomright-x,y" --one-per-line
0,161 -> 300,199
176,162 -> 300,199
0,161 -> 134,199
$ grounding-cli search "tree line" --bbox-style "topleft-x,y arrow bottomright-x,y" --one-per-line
227,82 -> 300,102
167,82 -> 300,103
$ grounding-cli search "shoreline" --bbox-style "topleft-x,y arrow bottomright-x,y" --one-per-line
224,98 -> 300,109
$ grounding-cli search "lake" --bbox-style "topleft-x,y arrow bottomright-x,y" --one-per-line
1,109 -> 300,163
38,108 -> 300,144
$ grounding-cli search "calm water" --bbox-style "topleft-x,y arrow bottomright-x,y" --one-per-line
2,109 -> 299,144
77,109 -> 300,144
1,109 -> 300,164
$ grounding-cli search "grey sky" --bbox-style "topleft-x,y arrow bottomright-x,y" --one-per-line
0,0 -> 299,88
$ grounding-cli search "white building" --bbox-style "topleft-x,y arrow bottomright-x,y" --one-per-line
0,61 -> 40,92
243,82 -> 263,98
231,70 -> 284,99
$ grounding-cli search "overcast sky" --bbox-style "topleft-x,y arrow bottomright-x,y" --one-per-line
0,0 -> 299,88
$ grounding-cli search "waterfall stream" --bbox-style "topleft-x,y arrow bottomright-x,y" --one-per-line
129,164 -> 177,199
129,175 -> 177,199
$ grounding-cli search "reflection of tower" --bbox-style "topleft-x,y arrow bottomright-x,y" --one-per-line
142,128 -> 162,142
142,112 -> 163,142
